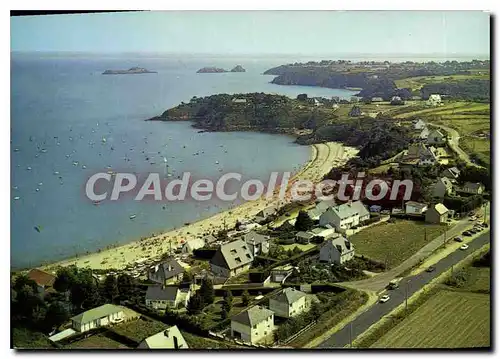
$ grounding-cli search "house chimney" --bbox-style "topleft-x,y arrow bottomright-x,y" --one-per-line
164,329 -> 169,337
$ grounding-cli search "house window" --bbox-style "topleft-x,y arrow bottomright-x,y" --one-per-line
253,324 -> 257,329
230,249 -> 237,254
235,257 -> 241,263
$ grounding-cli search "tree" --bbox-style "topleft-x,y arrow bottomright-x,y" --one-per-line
13,275 -> 38,293
220,306 -> 229,320
223,290 -> 233,307
102,275 -> 119,303
199,278 -> 214,305
241,290 -> 250,306
53,266 -> 78,293
187,293 -> 204,315
117,274 -> 133,298
44,301 -> 69,332
295,210 -> 313,231
182,271 -> 194,284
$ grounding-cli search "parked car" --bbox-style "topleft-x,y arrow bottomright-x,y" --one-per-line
379,295 -> 390,303
460,244 -> 469,250
469,216 -> 477,221
482,223 -> 489,228
426,266 -> 436,272
469,229 -> 478,234
462,231 -> 472,237
454,236 -> 463,242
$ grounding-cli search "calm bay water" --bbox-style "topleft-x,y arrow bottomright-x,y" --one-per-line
10,54 -> 357,268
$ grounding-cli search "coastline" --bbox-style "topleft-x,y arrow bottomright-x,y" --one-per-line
41,141 -> 358,273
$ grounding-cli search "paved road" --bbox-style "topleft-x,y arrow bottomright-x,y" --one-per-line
340,217 -> 475,292
429,123 -> 483,168
317,231 -> 490,348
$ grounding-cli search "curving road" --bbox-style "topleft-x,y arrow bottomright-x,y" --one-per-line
316,231 -> 490,348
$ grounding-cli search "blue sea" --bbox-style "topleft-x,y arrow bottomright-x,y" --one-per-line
10,54 -> 357,268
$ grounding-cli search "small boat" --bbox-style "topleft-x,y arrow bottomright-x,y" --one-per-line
82,165 -> 87,169
41,149 -> 47,153
38,182 -> 43,186
72,161 -> 79,166
14,148 -> 19,152
14,196 -> 20,200
129,214 -> 137,220
53,171 -> 59,175
215,161 -> 219,164
27,166 -> 32,171
35,188 -> 40,192
93,200 -> 101,206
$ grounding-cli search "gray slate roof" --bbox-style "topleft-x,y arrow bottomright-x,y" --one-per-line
348,201 -> 370,218
145,285 -> 180,301
241,231 -> 268,245
149,258 -> 184,281
231,305 -> 274,327
308,199 -> 336,219
272,288 -> 307,305
322,236 -> 354,255
210,238 -> 254,270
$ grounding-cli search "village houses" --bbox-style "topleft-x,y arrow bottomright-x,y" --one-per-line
137,326 -> 189,349
230,305 -> 275,344
441,166 -> 461,180
269,288 -> 309,318
432,177 -> 455,198
319,236 -> 355,265
307,199 -> 336,221
145,285 -> 191,310
427,129 -> 447,146
70,304 -> 125,333
405,201 -> 428,216
425,203 -> 450,224
455,182 -> 485,195
210,238 -> 254,278
427,94 -> 442,106
240,230 -> 269,255
27,268 -> 56,296
148,258 -> 185,285
319,201 -> 369,232
413,119 -> 426,130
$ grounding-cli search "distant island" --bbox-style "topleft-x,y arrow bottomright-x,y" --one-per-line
196,65 -> 246,73
102,67 -> 157,75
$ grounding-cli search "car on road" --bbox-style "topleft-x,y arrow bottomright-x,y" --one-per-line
462,231 -> 472,237
460,244 -> 469,250
454,236 -> 463,242
426,266 -> 436,272
379,295 -> 390,303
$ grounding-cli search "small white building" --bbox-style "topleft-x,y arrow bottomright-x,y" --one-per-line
181,238 -> 206,254
70,304 -> 124,333
145,285 -> 191,310
427,94 -> 442,106
137,326 -> 189,349
427,129 -> 446,146
413,119 -> 427,130
455,182 -> 485,195
319,201 -> 369,231
405,201 -> 428,216
230,306 -> 275,344
319,236 -> 355,265
269,288 -> 308,318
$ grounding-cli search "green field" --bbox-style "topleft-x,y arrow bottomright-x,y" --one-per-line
461,137 -> 491,166
395,73 -> 490,91
372,290 -> 490,348
66,334 -> 130,349
183,332 -> 246,349
349,220 -> 444,268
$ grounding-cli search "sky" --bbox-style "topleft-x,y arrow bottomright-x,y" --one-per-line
11,11 -> 490,56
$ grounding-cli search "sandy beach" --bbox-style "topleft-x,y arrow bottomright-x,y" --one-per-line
43,142 -> 358,272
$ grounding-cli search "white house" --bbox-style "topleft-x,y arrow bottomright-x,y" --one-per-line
441,167 -> 461,180
241,231 -> 269,255
137,326 -> 189,349
230,306 -> 275,344
405,201 -> 428,216
181,238 -> 206,254
319,201 -> 368,231
432,177 -> 455,198
413,119 -> 426,130
427,129 -> 446,146
427,94 -> 442,106
269,288 -> 308,318
419,127 -> 430,140
70,304 -> 124,333
145,285 -> 191,310
148,258 -> 184,285
455,182 -> 485,195
210,239 -> 254,278
319,236 -> 355,265
307,199 -> 336,221
425,203 -> 449,224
